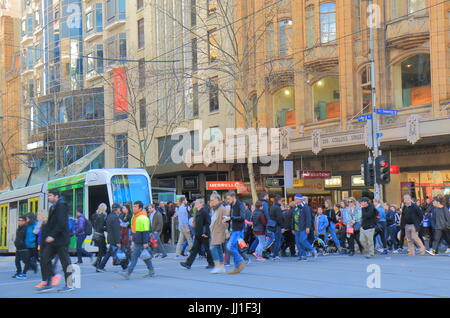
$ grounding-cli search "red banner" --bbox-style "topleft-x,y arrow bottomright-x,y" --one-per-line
301,171 -> 332,179
390,166 -> 400,174
114,67 -> 128,113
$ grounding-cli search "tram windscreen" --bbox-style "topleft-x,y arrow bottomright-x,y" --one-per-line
111,175 -> 151,207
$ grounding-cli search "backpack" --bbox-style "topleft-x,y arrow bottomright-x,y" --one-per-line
84,218 -> 93,236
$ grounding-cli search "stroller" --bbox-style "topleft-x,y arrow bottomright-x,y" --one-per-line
313,234 -> 329,256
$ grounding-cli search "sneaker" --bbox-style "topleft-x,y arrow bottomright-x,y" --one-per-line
96,268 -> 106,273
255,257 -> 265,261
180,262 -> 191,269
425,249 -> 435,256
227,269 -> 240,275
210,267 -> 221,274
445,248 -> 450,254
272,256 -> 281,261
252,252 -> 258,258
205,264 -> 215,269
57,286 -> 75,293
51,274 -> 61,287
16,274 -> 27,280
119,272 -> 130,280
312,249 -> 318,259
36,285 -> 54,293
297,257 -> 308,261
160,254 -> 168,259
35,281 -> 47,289
142,271 -> 155,278
392,249 -> 399,254
238,261 -> 246,273
224,263 -> 231,267
11,273 -> 19,278
245,259 -> 251,265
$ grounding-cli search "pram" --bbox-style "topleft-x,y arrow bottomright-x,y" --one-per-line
313,234 -> 339,255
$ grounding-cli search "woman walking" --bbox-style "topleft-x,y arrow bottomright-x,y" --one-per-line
209,191 -> 230,274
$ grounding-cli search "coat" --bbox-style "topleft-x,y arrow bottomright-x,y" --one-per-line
106,212 -> 121,246
193,207 -> 211,237
149,211 -> 163,233
210,204 -> 229,245
14,225 -> 27,250
401,203 -> 423,232
41,198 -> 70,247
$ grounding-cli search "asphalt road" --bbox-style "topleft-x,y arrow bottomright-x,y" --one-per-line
0,251 -> 449,298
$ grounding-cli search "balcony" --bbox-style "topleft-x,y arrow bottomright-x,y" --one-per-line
386,15 -> 429,49
304,44 -> 338,72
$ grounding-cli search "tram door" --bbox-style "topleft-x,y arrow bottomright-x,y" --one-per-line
7,207 -> 17,252
88,185 -> 111,219
0,204 -> 8,251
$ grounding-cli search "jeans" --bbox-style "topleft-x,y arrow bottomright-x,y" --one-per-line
327,222 -> 341,248
226,231 -> 244,269
249,239 -> 258,253
76,235 -> 92,263
127,243 -> 154,275
374,221 -> 387,249
98,245 -> 127,270
15,249 -> 31,275
387,225 -> 400,249
271,227 -> 283,257
210,244 -> 224,263
432,229 -> 450,252
295,230 -> 314,257
41,243 -> 72,284
255,235 -> 265,257
263,230 -> 275,251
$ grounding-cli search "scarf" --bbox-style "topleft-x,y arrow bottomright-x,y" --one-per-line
131,210 -> 147,233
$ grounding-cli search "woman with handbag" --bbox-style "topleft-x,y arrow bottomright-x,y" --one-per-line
91,203 -> 108,268
344,198 -> 363,256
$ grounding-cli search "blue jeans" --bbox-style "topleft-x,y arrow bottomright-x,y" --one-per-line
226,231 -> 244,269
327,222 -> 341,248
295,230 -> 314,257
76,235 -> 92,262
255,235 -> 265,257
249,239 -> 258,253
271,227 -> 283,257
210,244 -> 224,263
98,245 -> 125,269
263,231 -> 275,250
127,243 -> 154,275
151,232 -> 167,256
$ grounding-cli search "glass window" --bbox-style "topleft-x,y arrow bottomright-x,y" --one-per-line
192,38 -> 198,71
210,126 -> 221,142
305,6 -> 315,48
312,76 -> 340,121
86,10 -> 94,32
207,0 -> 217,16
115,134 -> 128,168
137,0 -> 144,10
208,29 -> 218,63
139,59 -> 145,88
320,3 -> 336,43
106,0 -> 115,21
96,45 -> 104,73
119,34 -> 127,59
193,82 -> 199,117
191,0 -> 197,26
61,189 -> 74,216
139,98 -> 146,128
273,87 -> 295,127
354,0 -> 361,32
361,65 -> 372,113
266,23 -> 275,58
278,19 -> 293,56
209,77 -> 219,112
111,175 -> 151,207
393,54 -> 431,108
96,4 -> 103,31
408,0 -> 426,14
138,18 -> 145,49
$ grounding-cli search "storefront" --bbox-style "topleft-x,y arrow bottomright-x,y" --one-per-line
396,170 -> 450,204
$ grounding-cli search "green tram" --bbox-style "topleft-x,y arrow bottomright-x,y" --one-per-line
0,169 -> 153,253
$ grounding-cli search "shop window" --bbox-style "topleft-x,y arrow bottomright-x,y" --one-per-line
312,76 -> 340,121
320,3 -> 336,44
273,87 -> 295,127
393,54 -> 431,108
305,5 -> 315,48
360,64 -> 372,113
278,19 -> 293,57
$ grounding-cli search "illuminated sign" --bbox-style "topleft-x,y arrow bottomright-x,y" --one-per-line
325,176 -> 342,188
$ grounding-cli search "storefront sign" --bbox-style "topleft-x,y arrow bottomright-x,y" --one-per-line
183,177 -> 198,190
114,67 -> 128,113
293,179 -> 325,193
351,175 -> 365,187
207,181 -> 244,190
293,178 -> 304,187
325,176 -> 342,188
301,170 -> 332,179
321,132 -> 365,147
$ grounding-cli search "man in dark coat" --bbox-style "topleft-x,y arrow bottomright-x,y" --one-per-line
269,195 -> 284,259
97,203 -> 124,272
401,194 -> 426,256
38,190 -> 73,293
180,199 -> 214,269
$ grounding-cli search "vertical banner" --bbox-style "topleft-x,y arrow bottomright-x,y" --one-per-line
283,161 -> 294,188
114,67 -> 128,113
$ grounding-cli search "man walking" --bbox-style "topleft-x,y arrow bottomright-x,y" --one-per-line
359,197 -> 377,259
13,217 -> 30,280
373,199 -> 388,254
180,199 -> 215,269
292,194 -> 317,261
37,190 -> 73,293
427,195 -> 450,256
269,195 -> 284,260
120,201 -> 155,279
147,204 -> 167,258
401,194 -> 426,256
74,210 -> 92,264
97,203 -> 123,272
225,191 -> 246,274
175,197 -> 193,258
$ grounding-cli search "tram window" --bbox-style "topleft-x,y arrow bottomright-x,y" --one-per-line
111,175 -> 151,206
61,189 -> 74,217
19,200 -> 28,217
75,188 -> 84,214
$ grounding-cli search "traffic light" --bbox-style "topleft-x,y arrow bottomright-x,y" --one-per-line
375,156 -> 391,185
362,158 -> 375,186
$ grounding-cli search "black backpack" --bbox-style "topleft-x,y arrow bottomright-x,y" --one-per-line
84,218 -> 93,236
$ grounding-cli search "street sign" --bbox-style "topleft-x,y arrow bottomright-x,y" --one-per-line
284,161 -> 294,188
358,114 -> 373,122
376,133 -> 384,138
375,109 -> 398,116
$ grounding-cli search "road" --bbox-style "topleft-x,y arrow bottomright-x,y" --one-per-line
0,252 -> 449,298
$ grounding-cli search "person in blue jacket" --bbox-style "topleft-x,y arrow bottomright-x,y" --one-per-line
315,206 -> 329,242
25,213 -> 38,274
373,198 -> 388,254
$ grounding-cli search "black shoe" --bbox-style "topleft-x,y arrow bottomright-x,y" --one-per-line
160,254 -> 168,259
36,285 -> 54,293
180,262 -> 191,269
12,273 -> 19,278
58,286 -> 75,293
74,261 -> 83,265
205,264 -> 214,269
96,268 -> 106,273
349,251 -> 355,256
297,257 -> 308,261
181,252 -> 187,257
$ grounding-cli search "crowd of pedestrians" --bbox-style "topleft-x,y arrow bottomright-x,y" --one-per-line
11,188 -> 450,292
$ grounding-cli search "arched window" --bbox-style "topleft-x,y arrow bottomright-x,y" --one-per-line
360,64 -> 372,113
305,5 -> 315,48
320,3 -> 336,43
393,54 -> 431,108
273,87 -> 295,127
312,76 -> 340,121
278,19 -> 293,56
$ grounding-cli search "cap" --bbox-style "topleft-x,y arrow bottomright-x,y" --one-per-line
359,197 -> 370,203
294,194 -> 304,200
112,203 -> 122,210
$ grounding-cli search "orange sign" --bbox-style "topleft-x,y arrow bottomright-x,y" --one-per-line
207,181 -> 245,190
114,67 -> 128,113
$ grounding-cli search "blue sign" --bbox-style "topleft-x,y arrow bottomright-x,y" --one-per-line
358,114 -> 373,122
376,133 -> 384,138
375,109 -> 398,116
